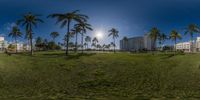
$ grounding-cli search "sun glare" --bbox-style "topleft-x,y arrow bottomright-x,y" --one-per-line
96,31 -> 104,39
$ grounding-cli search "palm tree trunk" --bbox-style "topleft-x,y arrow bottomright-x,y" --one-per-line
81,33 -> 84,54
191,35 -> 193,53
114,38 -> 116,53
30,32 -> 33,55
29,25 -> 33,56
174,39 -> 176,54
66,20 -> 71,56
15,37 -> 17,53
75,32 -> 78,53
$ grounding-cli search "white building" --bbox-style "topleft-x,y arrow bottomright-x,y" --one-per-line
176,37 -> 200,52
176,42 -> 191,52
120,34 -> 155,51
0,37 -> 8,51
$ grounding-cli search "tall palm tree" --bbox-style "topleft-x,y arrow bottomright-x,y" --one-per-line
8,26 -> 22,53
149,27 -> 161,51
170,30 -> 182,52
185,24 -> 200,52
75,22 -> 93,53
92,37 -> 98,50
71,26 -> 81,52
50,32 -> 59,42
85,36 -> 91,49
17,12 -> 44,55
158,33 -> 167,51
48,10 -> 89,55
96,44 -> 102,51
108,28 -> 119,53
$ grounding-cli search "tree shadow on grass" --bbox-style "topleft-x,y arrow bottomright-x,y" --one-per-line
39,52 -> 96,60
5,51 -> 97,60
64,53 -> 96,60
161,54 -> 177,59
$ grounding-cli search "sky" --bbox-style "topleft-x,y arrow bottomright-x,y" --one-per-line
1,0 -> 200,47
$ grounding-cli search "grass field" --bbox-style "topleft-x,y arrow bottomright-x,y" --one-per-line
0,52 -> 200,99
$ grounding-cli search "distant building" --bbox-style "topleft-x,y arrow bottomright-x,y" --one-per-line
176,37 -> 200,52
120,34 -> 155,51
176,42 -> 191,52
0,36 -> 33,52
0,37 -> 7,51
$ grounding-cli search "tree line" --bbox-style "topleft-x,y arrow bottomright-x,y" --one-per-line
8,10 -> 119,55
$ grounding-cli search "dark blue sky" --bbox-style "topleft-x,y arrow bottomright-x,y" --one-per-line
1,0 -> 200,46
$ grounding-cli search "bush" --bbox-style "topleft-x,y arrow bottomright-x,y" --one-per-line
176,50 -> 185,55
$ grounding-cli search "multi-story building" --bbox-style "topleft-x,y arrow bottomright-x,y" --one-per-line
176,37 -> 200,52
176,42 -> 191,52
120,34 -> 155,51
0,37 -> 8,51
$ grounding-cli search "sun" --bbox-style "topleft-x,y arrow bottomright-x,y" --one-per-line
96,31 -> 104,39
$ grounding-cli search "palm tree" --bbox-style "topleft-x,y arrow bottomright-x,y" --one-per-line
75,22 -> 93,53
71,26 -> 81,52
48,10 -> 89,55
92,37 -> 98,50
106,44 -> 111,51
8,26 -> 22,53
96,44 -> 102,51
85,36 -> 91,49
185,24 -> 200,52
50,32 -> 59,42
170,30 -> 182,52
84,43 -> 87,49
17,12 -> 44,55
102,44 -> 106,51
149,27 -> 161,51
35,37 -> 43,51
158,33 -> 167,51
91,43 -> 96,50
108,28 -> 119,53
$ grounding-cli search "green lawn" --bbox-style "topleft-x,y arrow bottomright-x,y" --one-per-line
0,52 -> 200,99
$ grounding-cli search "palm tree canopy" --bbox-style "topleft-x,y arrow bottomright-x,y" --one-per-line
50,32 -> 59,39
184,24 -> 200,38
85,36 -> 91,42
17,12 -> 44,28
8,26 -> 22,38
36,37 -> 43,44
158,33 -> 167,42
108,28 -> 119,38
149,27 -> 160,40
17,12 -> 44,39
170,30 -> 182,41
91,43 -> 96,47
71,26 -> 81,34
69,31 -> 75,38
75,21 -> 93,34
48,10 -> 89,28
110,42 -> 116,47
92,37 -> 98,43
